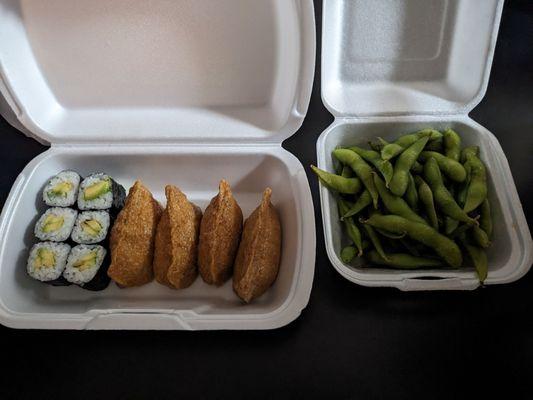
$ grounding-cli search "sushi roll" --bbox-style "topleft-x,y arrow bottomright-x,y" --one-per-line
77,173 -> 126,214
34,207 -> 77,242
63,244 -> 110,291
27,242 -> 71,283
42,170 -> 81,207
71,211 -> 111,244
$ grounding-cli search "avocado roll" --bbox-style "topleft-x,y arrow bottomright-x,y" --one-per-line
42,170 -> 81,207
27,242 -> 71,283
71,211 -> 110,244
63,244 -> 110,291
77,173 -> 126,214
34,207 -> 77,242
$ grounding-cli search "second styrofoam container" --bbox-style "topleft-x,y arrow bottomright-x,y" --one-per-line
317,0 -> 532,290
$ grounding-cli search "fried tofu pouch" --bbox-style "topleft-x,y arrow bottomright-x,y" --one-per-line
108,180 -> 162,287
154,185 -> 202,289
198,180 -> 243,286
233,188 -> 282,303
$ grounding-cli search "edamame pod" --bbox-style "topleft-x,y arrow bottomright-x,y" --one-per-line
389,136 -> 429,196
380,129 -> 441,161
479,198 -> 493,239
381,143 -> 405,161
461,146 -> 480,163
311,165 -> 362,194
342,190 -> 372,219
348,145 -> 394,186
405,173 -> 419,211
362,224 -> 389,261
341,246 -> 357,263
425,138 -> 443,152
415,176 -> 439,230
375,228 -> 407,239
445,217 -> 459,236
341,165 -> 354,178
463,242 -> 488,283
443,128 -> 461,162
373,174 -> 427,225
363,214 -> 463,267
333,149 -> 379,208
471,225 -> 491,248
463,153 -> 487,213
367,250 -> 445,269
423,158 -> 477,225
419,151 -> 467,182
338,199 -> 364,256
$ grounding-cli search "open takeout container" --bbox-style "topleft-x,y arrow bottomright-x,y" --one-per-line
0,0 -> 316,329
317,0 -> 532,290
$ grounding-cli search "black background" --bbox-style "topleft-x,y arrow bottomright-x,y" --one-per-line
1,1 -> 532,399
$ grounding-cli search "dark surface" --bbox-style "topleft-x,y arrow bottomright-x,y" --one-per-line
1,1 -> 532,399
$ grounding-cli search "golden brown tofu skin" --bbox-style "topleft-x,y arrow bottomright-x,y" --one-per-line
154,185 -> 202,289
108,180 -> 162,287
233,188 -> 282,303
198,180 -> 243,286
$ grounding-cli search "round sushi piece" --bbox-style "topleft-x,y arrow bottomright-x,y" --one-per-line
77,173 -> 126,213
63,245 -> 110,290
71,211 -> 110,244
27,242 -> 70,282
34,207 -> 78,242
42,170 -> 81,207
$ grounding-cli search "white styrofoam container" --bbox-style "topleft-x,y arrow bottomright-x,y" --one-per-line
317,0 -> 532,290
0,0 -> 316,329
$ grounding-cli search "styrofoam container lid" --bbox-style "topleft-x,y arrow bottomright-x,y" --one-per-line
0,0 -> 315,144
322,0 -> 504,117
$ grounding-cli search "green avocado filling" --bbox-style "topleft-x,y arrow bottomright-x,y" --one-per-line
34,248 -> 55,269
84,179 -> 111,201
81,219 -> 102,236
42,214 -> 64,233
73,251 -> 98,272
48,181 -> 73,198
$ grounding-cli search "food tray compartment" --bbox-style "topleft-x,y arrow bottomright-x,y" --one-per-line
0,146 -> 315,329
317,117 -> 532,290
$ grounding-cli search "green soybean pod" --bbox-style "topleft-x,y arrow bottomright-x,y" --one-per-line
419,151 -> 467,183
348,145 -> 394,187
443,128 -> 461,162
311,165 -> 362,194
381,143 -> 405,161
375,228 -> 407,239
362,224 -> 389,261
333,149 -> 379,208
389,136 -> 430,196
395,129 -> 442,147
405,173 -> 419,211
463,242 -> 488,283
456,163 -> 471,208
367,250 -> 445,269
445,217 -> 460,236
479,198 -> 493,239
415,176 -> 439,230
363,214 -> 462,267
342,190 -> 372,219
373,174 -> 427,225
425,138 -> 443,152
463,153 -> 487,213
423,158 -> 477,225
338,199 -> 363,256
471,225 -> 491,248
461,146 -> 480,163
341,246 -> 357,263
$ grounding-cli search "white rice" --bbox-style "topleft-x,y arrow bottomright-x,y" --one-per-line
34,207 -> 78,242
63,245 -> 106,285
71,211 -> 110,244
77,174 -> 113,210
42,171 -> 80,207
27,242 -> 70,281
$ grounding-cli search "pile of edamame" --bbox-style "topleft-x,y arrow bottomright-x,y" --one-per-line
311,128 -> 492,283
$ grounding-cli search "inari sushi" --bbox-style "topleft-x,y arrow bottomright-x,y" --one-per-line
27,242 -> 71,284
42,170 -> 81,207
63,244 -> 110,291
198,180 -> 243,286
34,207 -> 78,242
107,180 -> 162,287
154,185 -> 202,289
77,173 -> 126,214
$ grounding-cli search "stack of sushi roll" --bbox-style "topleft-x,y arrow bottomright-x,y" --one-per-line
27,171 -> 125,291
